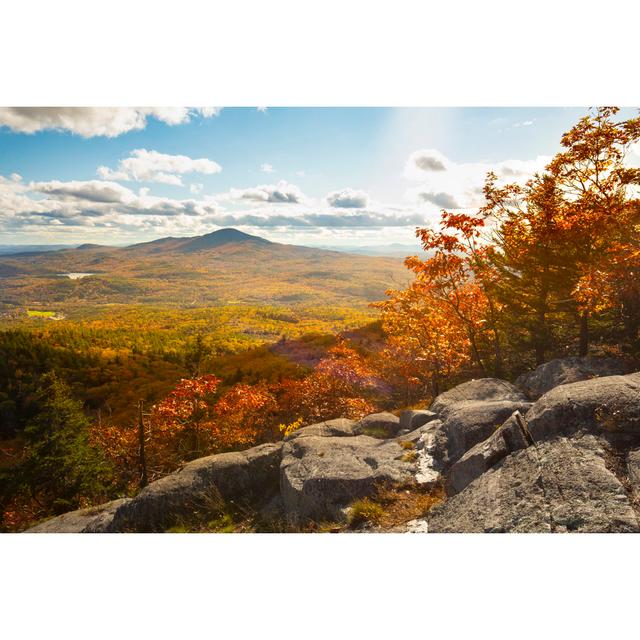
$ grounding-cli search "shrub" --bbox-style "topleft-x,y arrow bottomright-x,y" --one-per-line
348,498 -> 385,527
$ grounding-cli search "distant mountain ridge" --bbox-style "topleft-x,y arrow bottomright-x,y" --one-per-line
0,228 -> 409,308
126,228 -> 272,254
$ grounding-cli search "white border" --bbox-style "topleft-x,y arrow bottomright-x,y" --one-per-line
1,0 -> 639,106
1,1 -> 639,637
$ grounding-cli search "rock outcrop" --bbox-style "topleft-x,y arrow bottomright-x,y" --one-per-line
429,378 -> 527,416
355,412 -> 401,438
280,435 -> 415,522
27,361 -> 640,534
399,410 -> 438,432
111,442 -> 283,532
525,372 -> 640,442
430,399 -> 532,469
515,356 -> 629,400
29,443 -> 282,533
428,435 -> 639,533
285,418 -> 359,440
27,499 -> 131,533
421,372 -> 640,532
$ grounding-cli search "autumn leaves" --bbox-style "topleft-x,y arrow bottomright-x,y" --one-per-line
379,107 -> 640,394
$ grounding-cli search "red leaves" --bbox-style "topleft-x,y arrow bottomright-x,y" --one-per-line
155,374 -> 221,423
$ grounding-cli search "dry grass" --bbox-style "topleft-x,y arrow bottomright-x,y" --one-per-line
347,482 -> 445,531
348,498 -> 385,527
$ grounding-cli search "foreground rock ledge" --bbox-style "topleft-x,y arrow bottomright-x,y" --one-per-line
26,357 -> 640,533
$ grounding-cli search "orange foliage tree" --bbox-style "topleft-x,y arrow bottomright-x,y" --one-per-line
92,346 -> 379,488
377,210 -> 503,399
545,106 -> 640,354
276,341 -> 377,425
409,211 -> 503,375
378,108 -> 640,386
375,281 -> 471,398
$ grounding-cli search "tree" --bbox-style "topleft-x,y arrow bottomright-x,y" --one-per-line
8,373 -> 111,516
184,333 -> 211,377
482,172 -> 576,365
546,106 -> 640,354
408,211 -> 504,376
375,281 -> 471,397
153,374 -> 221,459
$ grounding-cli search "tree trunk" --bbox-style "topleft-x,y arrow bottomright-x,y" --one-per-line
431,371 -> 440,398
468,331 -> 486,375
579,311 -> 589,357
492,328 -> 503,378
137,400 -> 148,488
534,280 -> 549,366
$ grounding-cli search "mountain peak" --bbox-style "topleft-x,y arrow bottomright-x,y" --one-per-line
127,228 -> 272,253
180,228 -> 271,252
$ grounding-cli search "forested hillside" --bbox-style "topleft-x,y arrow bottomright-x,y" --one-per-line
0,229 -> 409,308
2,107 -> 640,531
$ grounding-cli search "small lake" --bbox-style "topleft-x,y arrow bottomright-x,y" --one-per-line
58,272 -> 95,280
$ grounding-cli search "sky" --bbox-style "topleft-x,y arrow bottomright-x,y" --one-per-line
1,106 -> 639,248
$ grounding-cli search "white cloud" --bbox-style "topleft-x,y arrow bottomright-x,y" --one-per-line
513,120 -> 535,128
405,148 -> 551,211
228,181 -> 305,204
189,183 -> 204,195
405,149 -> 449,178
1,173 -> 429,241
97,149 -> 222,185
416,191 -> 460,208
326,188 -> 369,208
210,209 -> 426,229
31,180 -> 138,204
295,170 -> 306,178
194,107 -> 223,118
260,163 -> 275,173
0,107 -> 222,138
12,179 -> 221,225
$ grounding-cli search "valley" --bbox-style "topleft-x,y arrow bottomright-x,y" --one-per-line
0,228 -> 410,311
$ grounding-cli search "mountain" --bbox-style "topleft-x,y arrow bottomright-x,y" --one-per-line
126,228 -> 271,254
0,244 -> 77,256
0,228 -> 410,309
322,243 -> 425,258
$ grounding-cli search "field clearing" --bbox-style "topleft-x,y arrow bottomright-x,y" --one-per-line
26,310 -> 55,317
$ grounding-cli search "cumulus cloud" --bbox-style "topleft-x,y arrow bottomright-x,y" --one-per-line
228,181 -> 304,204
417,191 -> 460,208
0,107 -> 222,138
32,180 -> 137,204
260,163 -> 274,173
4,178 -> 220,230
1,173 -> 429,240
202,209 -> 426,229
195,107 -> 223,118
405,148 -> 551,211
405,149 -> 449,178
97,149 -> 222,185
326,188 -> 369,208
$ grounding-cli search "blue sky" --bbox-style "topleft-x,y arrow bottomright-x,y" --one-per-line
1,107 -> 638,247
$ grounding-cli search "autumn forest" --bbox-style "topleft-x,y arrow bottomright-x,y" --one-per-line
1,107 -> 639,531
